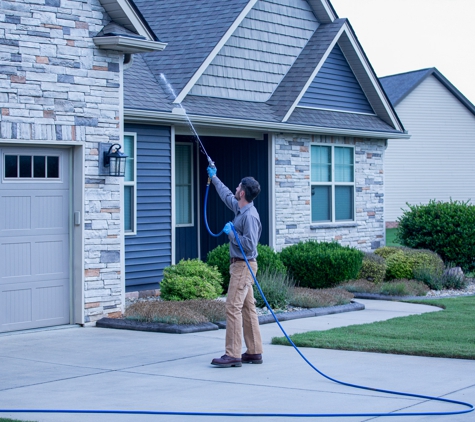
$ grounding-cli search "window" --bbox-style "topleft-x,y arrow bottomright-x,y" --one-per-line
311,145 -> 354,222
123,134 -> 136,234
175,144 -> 193,226
4,154 -> 59,179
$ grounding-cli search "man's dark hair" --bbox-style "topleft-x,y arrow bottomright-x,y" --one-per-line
240,177 -> 260,202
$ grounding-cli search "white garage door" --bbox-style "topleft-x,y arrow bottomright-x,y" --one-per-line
0,147 -> 70,332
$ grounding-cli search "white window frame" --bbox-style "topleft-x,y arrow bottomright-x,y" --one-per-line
310,144 -> 355,223
124,132 -> 137,235
2,153 -> 62,183
175,142 -> 194,228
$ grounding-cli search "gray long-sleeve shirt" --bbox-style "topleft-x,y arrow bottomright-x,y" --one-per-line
211,176 -> 262,259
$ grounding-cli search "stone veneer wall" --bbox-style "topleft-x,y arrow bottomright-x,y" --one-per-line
274,134 -> 386,251
0,0 -> 123,323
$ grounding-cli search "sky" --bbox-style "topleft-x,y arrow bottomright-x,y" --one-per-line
330,0 -> 475,104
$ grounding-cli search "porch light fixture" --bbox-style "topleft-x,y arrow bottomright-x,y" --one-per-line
102,143 -> 128,177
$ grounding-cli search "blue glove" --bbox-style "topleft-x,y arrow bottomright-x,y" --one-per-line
207,166 -> 217,178
223,222 -> 232,234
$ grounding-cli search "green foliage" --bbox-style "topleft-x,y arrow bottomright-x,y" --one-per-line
414,263 -> 468,291
397,199 -> 475,272
279,241 -> 364,289
206,243 -> 286,292
339,279 -> 429,296
160,259 -> 222,301
358,252 -> 387,283
385,248 -> 445,281
206,244 -> 230,290
374,246 -> 406,259
253,268 -> 295,309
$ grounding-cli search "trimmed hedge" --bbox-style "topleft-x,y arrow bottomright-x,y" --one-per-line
279,241 -> 364,289
384,248 -> 445,281
358,252 -> 387,283
397,199 -> 475,271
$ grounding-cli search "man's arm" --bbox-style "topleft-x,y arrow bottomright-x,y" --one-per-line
211,176 -> 239,214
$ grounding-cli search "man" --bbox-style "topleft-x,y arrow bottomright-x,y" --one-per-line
207,165 -> 264,368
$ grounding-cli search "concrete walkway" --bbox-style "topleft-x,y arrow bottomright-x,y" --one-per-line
0,299 -> 474,422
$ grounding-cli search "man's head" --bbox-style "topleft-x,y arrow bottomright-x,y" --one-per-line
238,177 -> 261,203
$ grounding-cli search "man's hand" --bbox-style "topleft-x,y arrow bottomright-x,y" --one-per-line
223,222 -> 232,234
207,166 -> 217,178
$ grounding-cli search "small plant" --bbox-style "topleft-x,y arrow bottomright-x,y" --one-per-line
279,241 -> 364,289
358,252 -> 387,283
441,264 -> 467,290
378,280 -> 429,296
374,246 -> 406,259
385,248 -> 444,281
254,268 -> 295,309
160,259 -> 222,301
289,287 -> 354,308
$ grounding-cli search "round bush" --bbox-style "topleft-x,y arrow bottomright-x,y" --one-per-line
397,199 -> 475,272
206,243 -> 286,292
385,248 -> 445,281
374,246 -> 409,259
358,252 -> 387,284
160,259 -> 222,301
279,241 -> 364,289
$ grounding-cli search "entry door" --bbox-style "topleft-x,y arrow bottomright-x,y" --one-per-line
0,147 -> 70,332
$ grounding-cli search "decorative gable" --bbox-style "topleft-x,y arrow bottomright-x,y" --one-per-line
189,0 -> 319,102
298,44 -> 373,114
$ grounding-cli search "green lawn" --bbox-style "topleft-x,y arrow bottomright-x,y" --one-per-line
272,296 -> 475,359
0,419 -> 36,422
385,228 -> 401,246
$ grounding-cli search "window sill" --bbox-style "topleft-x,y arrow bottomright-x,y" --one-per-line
310,222 -> 358,230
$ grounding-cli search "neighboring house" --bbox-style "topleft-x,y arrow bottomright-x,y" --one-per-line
380,68 -> 475,227
1,0 -> 408,333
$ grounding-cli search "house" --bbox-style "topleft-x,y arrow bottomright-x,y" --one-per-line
1,0 -> 407,333
380,68 -> 475,227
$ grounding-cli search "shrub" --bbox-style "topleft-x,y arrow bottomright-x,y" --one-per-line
253,268 -> 295,309
374,246 -> 407,259
289,287 -> 354,308
206,243 -> 286,292
397,199 -> 475,272
385,248 -> 445,281
160,259 -> 222,301
279,241 -> 364,289
415,263 -> 468,291
358,253 -> 387,283
339,279 -> 429,296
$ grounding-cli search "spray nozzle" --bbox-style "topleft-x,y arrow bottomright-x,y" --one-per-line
207,157 -> 215,168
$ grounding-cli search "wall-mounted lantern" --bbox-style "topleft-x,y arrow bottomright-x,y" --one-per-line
99,143 -> 128,177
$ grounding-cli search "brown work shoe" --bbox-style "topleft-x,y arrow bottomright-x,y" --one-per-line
211,354 -> 242,368
241,352 -> 263,364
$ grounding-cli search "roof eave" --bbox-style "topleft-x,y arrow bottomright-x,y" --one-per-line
93,36 -> 167,53
124,108 -> 410,139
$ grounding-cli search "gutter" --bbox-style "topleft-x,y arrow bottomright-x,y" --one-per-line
124,109 -> 411,140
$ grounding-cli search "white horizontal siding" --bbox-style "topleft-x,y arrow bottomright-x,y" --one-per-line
385,75 -> 475,222
190,0 -> 319,101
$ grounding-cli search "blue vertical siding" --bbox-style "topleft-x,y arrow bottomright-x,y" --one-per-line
299,44 -> 374,114
124,124 -> 171,292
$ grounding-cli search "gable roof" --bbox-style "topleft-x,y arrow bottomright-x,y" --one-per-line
125,0 -> 407,138
380,68 -> 475,116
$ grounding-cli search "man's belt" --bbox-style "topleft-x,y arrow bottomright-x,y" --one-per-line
230,257 -> 256,264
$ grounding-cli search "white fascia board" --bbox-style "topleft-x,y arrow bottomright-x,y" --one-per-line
124,108 -> 411,139
93,36 -> 167,53
338,24 -> 404,132
282,24 -> 346,122
116,0 -> 155,40
174,0 -> 259,104
307,0 -> 337,23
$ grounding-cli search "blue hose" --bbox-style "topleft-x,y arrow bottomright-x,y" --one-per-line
1,183 -> 473,419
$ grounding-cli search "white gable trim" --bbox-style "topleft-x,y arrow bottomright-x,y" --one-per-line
174,0 -> 259,104
99,0 -> 155,41
282,24 -> 345,122
307,0 -> 337,23
283,22 -> 404,131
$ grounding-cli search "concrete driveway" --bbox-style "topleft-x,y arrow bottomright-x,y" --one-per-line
0,299 -> 474,422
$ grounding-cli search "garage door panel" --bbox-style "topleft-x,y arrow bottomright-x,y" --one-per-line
1,147 -> 71,333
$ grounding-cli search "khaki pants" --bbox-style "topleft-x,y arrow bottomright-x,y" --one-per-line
225,260 -> 263,358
